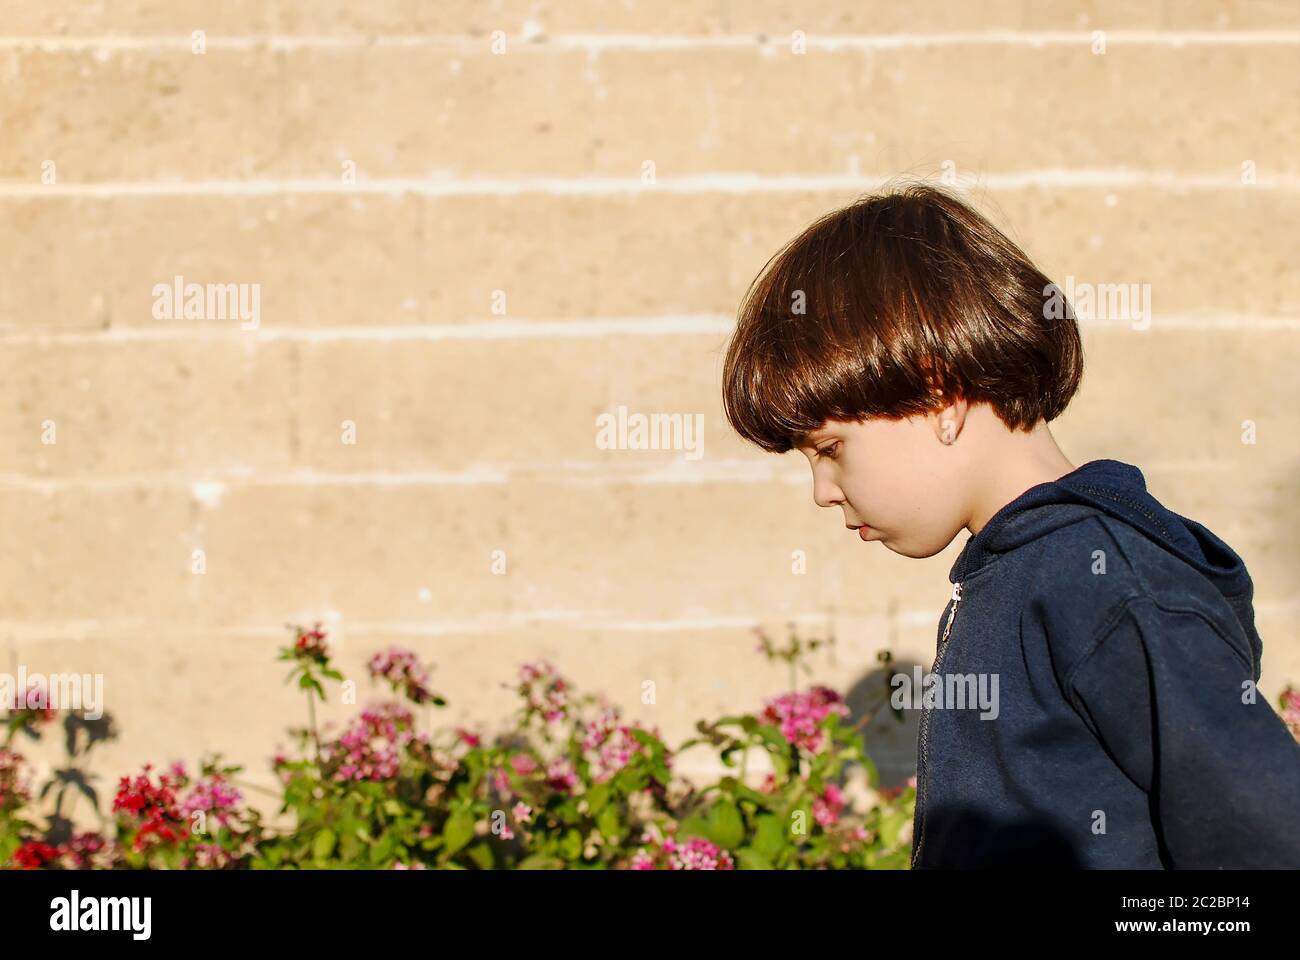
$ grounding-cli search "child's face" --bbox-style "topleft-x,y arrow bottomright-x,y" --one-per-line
796,412 -> 968,559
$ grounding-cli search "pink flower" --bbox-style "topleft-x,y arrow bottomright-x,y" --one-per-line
58,832 -> 117,869
1281,687 -> 1300,743
669,836 -> 735,870
455,728 -> 481,748
367,646 -> 440,705
509,754 -> 538,776
580,705 -> 656,783
180,776 -> 244,829
512,801 -> 532,824
514,661 -> 570,723
812,782 -> 845,827
630,824 -> 734,870
0,750 -> 31,813
545,757 -> 578,793
879,774 -> 917,800
759,686 -> 850,753
320,702 -> 426,783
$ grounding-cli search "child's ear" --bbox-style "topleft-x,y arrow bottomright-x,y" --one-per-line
932,397 -> 967,445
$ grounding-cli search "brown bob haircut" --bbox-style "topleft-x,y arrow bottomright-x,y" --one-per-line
721,182 -> 1083,454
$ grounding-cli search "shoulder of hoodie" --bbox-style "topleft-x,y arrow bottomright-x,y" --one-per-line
1008,509 -> 1253,678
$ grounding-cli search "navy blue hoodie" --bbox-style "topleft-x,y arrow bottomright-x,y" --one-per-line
909,458 -> 1300,869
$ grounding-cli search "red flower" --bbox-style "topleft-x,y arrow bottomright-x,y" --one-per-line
11,841 -> 59,870
112,763 -> 190,852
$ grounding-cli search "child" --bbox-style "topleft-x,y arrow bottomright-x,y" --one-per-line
720,182 -> 1300,868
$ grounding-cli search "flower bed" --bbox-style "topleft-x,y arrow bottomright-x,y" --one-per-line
17,623 -> 1293,870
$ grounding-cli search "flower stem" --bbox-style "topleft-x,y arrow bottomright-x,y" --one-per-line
307,691 -> 321,766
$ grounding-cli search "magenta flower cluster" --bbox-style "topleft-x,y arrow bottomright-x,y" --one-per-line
631,826 -> 735,870
515,660 -> 570,723
321,702 -> 427,782
759,686 -> 851,753
580,705 -> 655,784
367,646 -> 439,705
0,749 -> 31,813
180,775 -> 244,829
1282,688 -> 1300,742
812,782 -> 846,827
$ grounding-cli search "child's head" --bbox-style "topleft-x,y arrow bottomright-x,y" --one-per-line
721,182 -> 1083,558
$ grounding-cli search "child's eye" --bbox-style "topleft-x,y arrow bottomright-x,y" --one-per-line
815,441 -> 840,460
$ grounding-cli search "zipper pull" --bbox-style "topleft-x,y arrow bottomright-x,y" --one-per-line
940,581 -> 962,645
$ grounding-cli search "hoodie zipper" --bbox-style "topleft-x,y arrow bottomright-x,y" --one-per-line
910,580 -> 962,868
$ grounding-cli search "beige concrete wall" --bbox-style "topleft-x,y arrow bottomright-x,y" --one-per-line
1,1 -> 1297,822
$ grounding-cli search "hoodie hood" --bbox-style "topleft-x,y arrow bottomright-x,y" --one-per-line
950,458 -> 1256,632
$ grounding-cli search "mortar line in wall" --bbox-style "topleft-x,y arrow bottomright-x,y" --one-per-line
1,171 -> 1298,196
6,596 -> 1300,644
0,315 -> 734,342
0,457 -> 1244,493
0,31 -> 1297,51
1,313 -> 1297,346
0,611 -> 838,642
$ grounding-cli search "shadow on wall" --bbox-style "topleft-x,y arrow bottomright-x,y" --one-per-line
842,660 -> 921,791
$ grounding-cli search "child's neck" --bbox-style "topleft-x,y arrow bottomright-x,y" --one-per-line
963,419 -> 1076,536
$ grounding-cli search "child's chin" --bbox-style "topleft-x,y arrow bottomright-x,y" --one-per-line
886,536 -> 952,560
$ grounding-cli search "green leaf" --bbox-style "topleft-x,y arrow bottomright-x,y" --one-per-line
676,815 -> 713,841
559,828 -> 583,860
586,782 -> 611,816
465,842 -> 494,870
596,803 -> 621,841
442,810 -> 476,857
707,800 -> 745,850
735,847 -> 775,870
752,813 -> 787,858
517,854 -> 564,870
312,828 -> 337,861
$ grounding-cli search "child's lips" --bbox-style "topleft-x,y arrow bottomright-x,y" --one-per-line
859,525 -> 873,541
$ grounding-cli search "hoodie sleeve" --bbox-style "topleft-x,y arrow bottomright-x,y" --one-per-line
1066,595 -> 1300,869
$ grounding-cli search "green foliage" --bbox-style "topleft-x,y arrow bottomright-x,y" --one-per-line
1,623 -> 925,870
